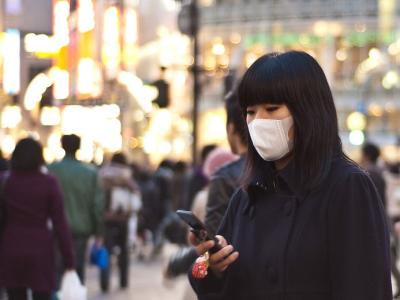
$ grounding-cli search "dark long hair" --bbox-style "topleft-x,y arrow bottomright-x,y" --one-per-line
238,51 -> 342,191
11,138 -> 44,171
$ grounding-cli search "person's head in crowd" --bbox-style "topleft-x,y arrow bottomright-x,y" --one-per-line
361,143 -> 381,165
61,134 -> 81,157
225,90 -> 248,155
111,152 -> 128,165
159,159 -> 175,170
202,147 -> 238,179
11,137 -> 44,171
200,144 -> 218,165
174,161 -> 187,174
238,51 -> 342,190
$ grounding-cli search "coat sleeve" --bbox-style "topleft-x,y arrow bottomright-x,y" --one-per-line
48,176 -> 75,269
204,174 -> 236,236
188,190 -> 241,299
328,170 -> 392,300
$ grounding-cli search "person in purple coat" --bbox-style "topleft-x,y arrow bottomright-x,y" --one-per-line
0,138 -> 75,300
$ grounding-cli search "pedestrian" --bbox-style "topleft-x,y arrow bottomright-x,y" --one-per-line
98,152 -> 140,292
361,142 -> 400,298
0,138 -> 75,300
48,134 -> 104,284
171,161 -> 189,212
152,159 -> 175,253
204,90 -> 248,236
189,51 -> 392,299
133,164 -> 161,260
185,145 -> 217,210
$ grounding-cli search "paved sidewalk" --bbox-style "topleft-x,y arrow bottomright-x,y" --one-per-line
86,244 -> 193,300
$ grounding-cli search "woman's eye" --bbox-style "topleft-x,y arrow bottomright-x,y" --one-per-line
266,106 -> 279,112
246,110 -> 255,115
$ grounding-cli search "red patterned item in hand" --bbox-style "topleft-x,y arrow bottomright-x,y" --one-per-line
192,255 -> 209,279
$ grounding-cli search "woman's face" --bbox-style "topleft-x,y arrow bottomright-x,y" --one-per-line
246,103 -> 294,140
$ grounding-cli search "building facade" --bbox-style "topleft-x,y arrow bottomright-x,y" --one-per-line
198,0 -> 400,160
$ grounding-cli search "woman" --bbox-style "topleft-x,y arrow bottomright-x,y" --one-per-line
0,138 -> 74,300
189,51 -> 392,299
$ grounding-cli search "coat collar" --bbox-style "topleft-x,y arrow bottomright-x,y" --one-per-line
247,159 -> 307,201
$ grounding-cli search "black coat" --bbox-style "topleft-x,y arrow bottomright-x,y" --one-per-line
190,156 -> 392,299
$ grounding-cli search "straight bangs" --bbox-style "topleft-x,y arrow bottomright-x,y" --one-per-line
238,53 -> 292,113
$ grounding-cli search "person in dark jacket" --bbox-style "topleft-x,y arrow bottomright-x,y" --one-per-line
0,138 -> 75,300
98,152 -> 139,292
189,51 -> 392,299
204,90 -> 248,236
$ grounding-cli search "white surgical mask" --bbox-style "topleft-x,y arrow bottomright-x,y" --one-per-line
248,116 -> 294,161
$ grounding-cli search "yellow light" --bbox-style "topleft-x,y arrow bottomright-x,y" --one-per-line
1,135 -> 16,156
347,112 -> 367,131
159,141 -> 172,155
157,26 -> 169,38
173,138 -> 186,154
336,48 -> 348,61
77,58 -> 103,97
78,0 -> 95,33
1,105 -> 22,129
313,21 -> 329,36
219,55 -> 230,68
204,55 -> 217,71
61,105 -> 86,134
124,8 -> 138,44
151,109 -> 173,135
133,110 -> 144,122
368,104 -> 384,117
40,107 -> 61,126
143,132 -> 157,154
200,0 -> 214,6
349,130 -> 365,146
117,72 -> 154,113
129,137 -> 139,149
94,148 -> 104,166
103,6 -> 121,79
369,48 -> 381,60
53,0 -> 70,47
382,70 -> 399,89
24,73 -> 53,110
388,43 -> 400,56
212,42 -> 225,56
49,68 -> 69,100
245,52 -> 259,68
47,133 -> 64,161
230,33 -> 241,44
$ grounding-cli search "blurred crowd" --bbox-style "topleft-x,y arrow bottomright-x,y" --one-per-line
0,114 -> 399,300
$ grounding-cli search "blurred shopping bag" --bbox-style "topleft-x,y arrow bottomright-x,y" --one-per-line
58,271 -> 87,300
89,243 -> 109,270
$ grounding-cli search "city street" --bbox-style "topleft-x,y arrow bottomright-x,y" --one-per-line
85,244 -> 190,300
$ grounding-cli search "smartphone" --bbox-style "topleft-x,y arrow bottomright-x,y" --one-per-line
176,209 -> 222,254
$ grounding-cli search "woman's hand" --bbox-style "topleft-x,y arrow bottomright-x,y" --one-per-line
189,232 -> 239,277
